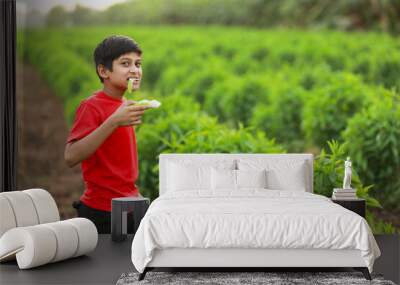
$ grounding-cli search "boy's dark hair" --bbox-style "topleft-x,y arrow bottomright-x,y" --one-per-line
94,35 -> 142,83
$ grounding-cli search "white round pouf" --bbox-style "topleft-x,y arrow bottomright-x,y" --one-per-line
0,196 -> 17,237
0,192 -> 39,227
42,221 -> 79,262
66,218 -> 98,257
0,226 -> 57,269
0,189 -> 98,269
23,189 -> 60,223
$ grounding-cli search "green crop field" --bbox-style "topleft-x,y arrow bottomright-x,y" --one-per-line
18,26 -> 400,233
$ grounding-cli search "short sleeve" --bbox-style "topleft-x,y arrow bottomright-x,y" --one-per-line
67,101 -> 101,144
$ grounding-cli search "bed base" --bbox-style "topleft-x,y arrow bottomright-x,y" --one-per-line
138,267 -> 371,281
138,248 -> 372,281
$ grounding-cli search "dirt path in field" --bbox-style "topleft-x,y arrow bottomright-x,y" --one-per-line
16,59 -> 83,219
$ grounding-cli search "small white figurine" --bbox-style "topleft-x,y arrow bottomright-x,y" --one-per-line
343,157 -> 352,189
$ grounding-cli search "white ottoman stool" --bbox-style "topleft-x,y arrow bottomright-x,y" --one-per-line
0,189 -> 98,269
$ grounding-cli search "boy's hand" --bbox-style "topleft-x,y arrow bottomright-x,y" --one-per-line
109,100 -> 148,127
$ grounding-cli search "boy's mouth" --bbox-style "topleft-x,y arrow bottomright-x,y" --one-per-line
127,78 -> 140,93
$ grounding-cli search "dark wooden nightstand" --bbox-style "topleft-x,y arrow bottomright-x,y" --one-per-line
111,197 -> 150,242
331,198 -> 366,218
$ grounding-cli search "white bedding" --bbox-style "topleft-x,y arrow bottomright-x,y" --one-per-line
131,190 -> 380,273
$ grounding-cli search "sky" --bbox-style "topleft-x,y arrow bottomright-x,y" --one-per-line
17,0 -> 128,13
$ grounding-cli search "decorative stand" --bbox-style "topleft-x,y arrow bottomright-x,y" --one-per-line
331,198 -> 366,218
111,197 -> 150,242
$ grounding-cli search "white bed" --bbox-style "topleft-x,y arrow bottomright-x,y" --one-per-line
131,154 -> 380,280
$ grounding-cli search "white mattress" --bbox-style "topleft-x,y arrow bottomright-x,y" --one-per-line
131,190 -> 380,273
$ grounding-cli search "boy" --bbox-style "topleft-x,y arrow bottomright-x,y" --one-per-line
64,35 -> 148,233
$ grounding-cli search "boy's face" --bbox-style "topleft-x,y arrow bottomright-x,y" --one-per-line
101,52 -> 142,92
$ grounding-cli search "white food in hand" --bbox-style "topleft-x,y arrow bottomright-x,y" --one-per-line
137,99 -> 161,108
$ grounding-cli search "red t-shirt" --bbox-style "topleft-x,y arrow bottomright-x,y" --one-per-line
67,90 -> 139,211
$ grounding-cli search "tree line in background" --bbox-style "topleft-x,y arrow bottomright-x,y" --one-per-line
44,0 -> 400,34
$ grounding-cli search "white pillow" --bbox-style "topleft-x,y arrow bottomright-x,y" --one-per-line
166,159 -> 236,192
211,168 -> 237,191
167,162 -> 212,191
211,169 -> 268,191
238,159 -> 308,191
236,169 -> 267,189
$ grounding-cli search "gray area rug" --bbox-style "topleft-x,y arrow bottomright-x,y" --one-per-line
116,271 -> 396,285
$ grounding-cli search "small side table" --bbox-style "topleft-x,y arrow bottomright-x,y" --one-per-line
332,198 -> 366,218
111,197 -> 150,242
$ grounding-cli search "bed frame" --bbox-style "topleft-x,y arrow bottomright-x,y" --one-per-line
139,154 -> 371,280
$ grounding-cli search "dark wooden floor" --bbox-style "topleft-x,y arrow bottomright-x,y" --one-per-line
0,235 -> 135,285
0,234 -> 398,285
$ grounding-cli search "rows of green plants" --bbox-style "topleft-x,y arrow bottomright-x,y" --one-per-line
18,26 -> 399,232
